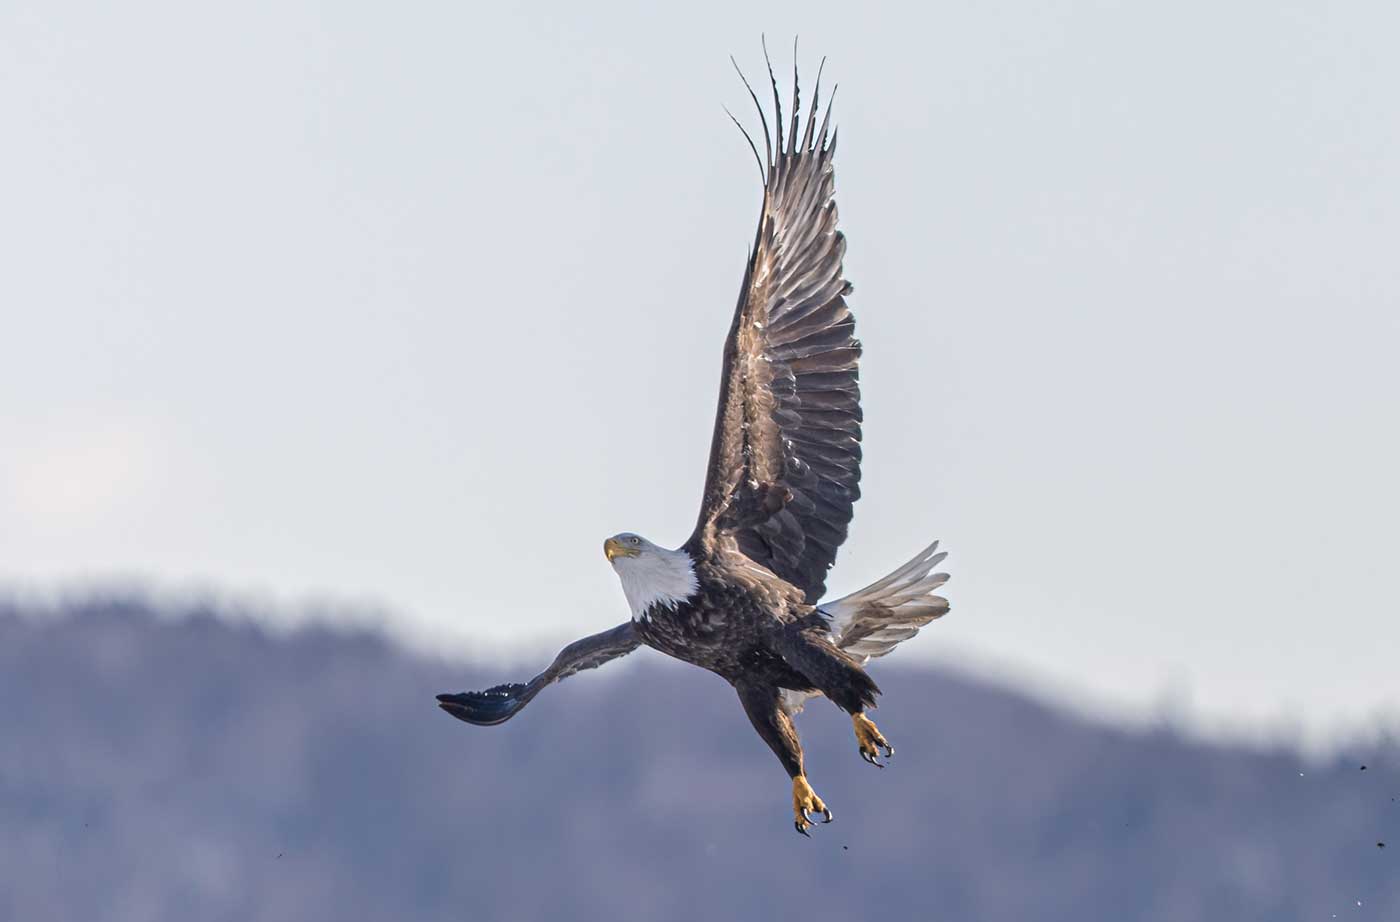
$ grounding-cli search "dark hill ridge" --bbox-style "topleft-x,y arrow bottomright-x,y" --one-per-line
0,600 -> 1395,921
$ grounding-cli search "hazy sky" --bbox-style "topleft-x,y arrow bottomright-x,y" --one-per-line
3,1 -> 1397,750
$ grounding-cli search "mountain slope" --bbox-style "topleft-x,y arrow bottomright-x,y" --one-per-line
0,600 -> 1395,921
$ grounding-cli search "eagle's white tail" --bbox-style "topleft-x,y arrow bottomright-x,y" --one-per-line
821,541 -> 950,664
780,542 -> 950,715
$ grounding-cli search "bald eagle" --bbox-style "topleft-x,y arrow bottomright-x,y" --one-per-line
437,49 -> 950,836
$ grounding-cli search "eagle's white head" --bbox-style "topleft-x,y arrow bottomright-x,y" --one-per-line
604,533 -> 698,621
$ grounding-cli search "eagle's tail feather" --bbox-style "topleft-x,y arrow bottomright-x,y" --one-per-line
780,542 -> 950,716
820,541 -> 950,664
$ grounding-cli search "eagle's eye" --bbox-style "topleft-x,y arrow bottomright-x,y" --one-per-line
629,536 -> 641,546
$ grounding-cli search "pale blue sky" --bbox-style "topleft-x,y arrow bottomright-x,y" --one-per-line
3,1 -> 1398,750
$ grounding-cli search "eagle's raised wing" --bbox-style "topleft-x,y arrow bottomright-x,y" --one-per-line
689,52 -> 860,604
436,622 -> 640,726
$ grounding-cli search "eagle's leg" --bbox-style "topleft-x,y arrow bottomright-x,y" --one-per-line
771,625 -> 891,767
852,712 -> 895,768
735,682 -> 833,837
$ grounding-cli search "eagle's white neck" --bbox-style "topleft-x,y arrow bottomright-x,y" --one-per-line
612,547 -> 699,621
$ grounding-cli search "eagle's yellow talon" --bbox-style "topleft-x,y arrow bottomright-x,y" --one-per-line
853,713 -> 893,767
791,775 -> 831,836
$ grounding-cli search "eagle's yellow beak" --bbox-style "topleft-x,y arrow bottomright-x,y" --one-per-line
604,537 -> 641,562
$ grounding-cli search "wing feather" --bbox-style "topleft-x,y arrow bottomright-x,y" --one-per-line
436,622 -> 640,726
688,50 -> 860,602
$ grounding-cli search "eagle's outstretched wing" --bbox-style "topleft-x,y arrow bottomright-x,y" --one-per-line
437,622 -> 640,726
688,51 -> 861,604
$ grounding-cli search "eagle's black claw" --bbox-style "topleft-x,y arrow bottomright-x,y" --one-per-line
820,808 -> 834,823
859,748 -> 884,768
795,821 -> 811,838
